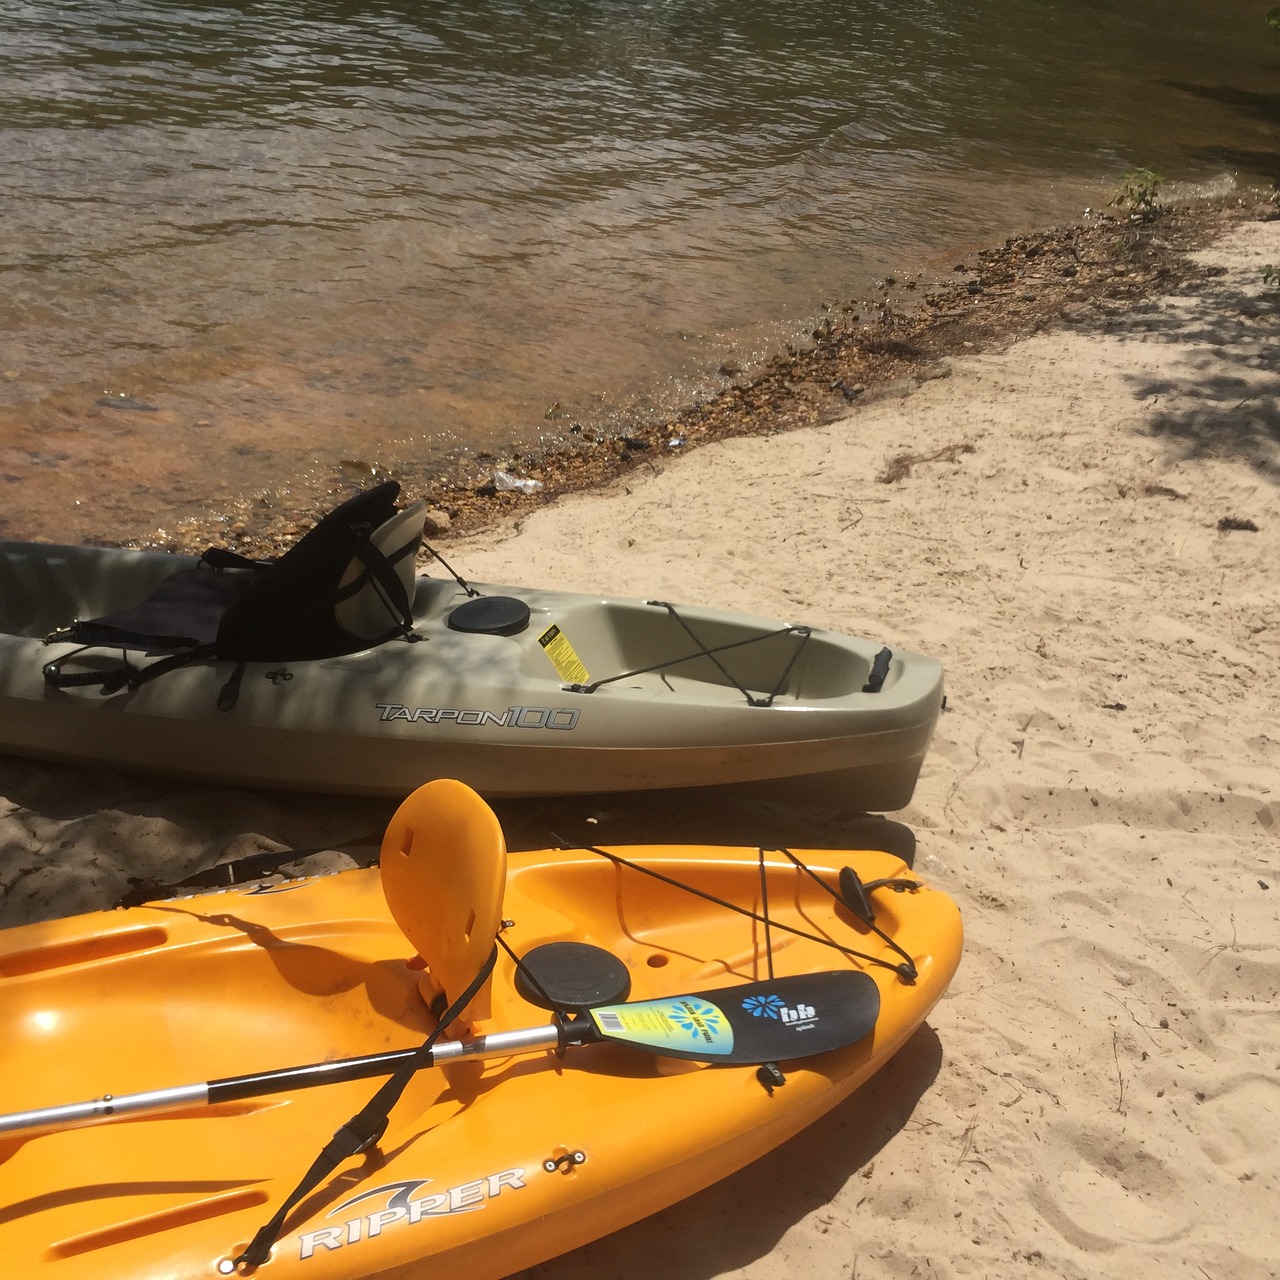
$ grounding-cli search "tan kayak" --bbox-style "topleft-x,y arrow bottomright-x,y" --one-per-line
0,485 -> 943,806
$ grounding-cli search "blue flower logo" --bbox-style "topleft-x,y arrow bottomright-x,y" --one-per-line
672,999 -> 724,1040
742,993 -> 786,1020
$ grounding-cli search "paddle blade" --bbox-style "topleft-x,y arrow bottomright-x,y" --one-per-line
586,970 -> 880,1065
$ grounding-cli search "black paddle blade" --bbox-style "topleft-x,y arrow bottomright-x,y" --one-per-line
586,970 -> 880,1065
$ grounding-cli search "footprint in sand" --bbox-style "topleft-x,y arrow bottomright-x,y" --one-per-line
1195,1073 -> 1280,1172
1028,1124 -> 1191,1252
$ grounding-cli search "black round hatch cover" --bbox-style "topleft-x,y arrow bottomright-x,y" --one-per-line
514,941 -> 632,1013
446,595 -> 531,636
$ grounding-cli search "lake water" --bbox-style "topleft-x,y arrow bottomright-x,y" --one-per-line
1,0 -> 1276,541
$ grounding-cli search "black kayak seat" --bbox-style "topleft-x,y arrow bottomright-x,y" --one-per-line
65,565 -> 245,652
43,482 -> 427,696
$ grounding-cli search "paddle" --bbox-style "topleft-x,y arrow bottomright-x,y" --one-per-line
0,970 -> 879,1142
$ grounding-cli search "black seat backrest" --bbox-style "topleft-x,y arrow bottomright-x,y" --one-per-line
213,481 -> 407,662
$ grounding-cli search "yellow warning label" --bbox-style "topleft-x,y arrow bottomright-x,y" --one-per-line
538,623 -> 590,684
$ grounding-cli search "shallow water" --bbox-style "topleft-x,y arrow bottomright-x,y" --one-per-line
1,0 -> 1276,540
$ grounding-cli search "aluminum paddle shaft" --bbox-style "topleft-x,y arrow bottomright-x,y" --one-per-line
0,1022 -> 563,1141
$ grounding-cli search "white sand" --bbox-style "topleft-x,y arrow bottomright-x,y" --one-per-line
2,215 -> 1277,1279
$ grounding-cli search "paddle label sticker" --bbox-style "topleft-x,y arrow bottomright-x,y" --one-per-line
537,623 -> 590,684
592,996 -> 734,1056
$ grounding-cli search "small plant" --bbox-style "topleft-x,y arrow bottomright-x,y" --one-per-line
1270,6 -> 1280,38
1109,168 -> 1166,220
1263,264 -> 1279,286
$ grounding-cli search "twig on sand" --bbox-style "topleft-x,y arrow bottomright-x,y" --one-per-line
877,441 -> 976,484
1197,913 -> 1239,972
1112,1030 -> 1126,1114
956,1110 -> 979,1165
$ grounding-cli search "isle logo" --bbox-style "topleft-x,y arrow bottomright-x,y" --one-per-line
741,993 -> 818,1025
779,1002 -> 816,1024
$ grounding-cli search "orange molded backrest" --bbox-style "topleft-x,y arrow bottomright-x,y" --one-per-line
380,779 -> 507,1030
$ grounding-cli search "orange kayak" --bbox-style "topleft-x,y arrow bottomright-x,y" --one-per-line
0,780 -> 962,1278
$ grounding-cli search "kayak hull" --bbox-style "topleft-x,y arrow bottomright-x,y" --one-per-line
0,541 -> 944,807
0,825 -> 962,1277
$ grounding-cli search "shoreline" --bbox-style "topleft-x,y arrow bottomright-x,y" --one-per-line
85,190 -> 1276,558
1,195 -> 1277,1279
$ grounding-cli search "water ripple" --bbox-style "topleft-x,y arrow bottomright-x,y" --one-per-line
0,0 -> 1273,525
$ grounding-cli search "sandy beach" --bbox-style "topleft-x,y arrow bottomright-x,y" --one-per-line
1,207 -> 1277,1278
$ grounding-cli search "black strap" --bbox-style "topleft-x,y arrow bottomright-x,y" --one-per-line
235,944 -> 498,1269
216,660 -> 247,711
42,648 -> 140,693
758,846 -> 774,980
201,548 -> 272,572
347,529 -> 418,641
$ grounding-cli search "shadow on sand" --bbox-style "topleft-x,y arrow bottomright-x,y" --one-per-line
1114,238 -> 1279,484
512,1025 -> 946,1280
